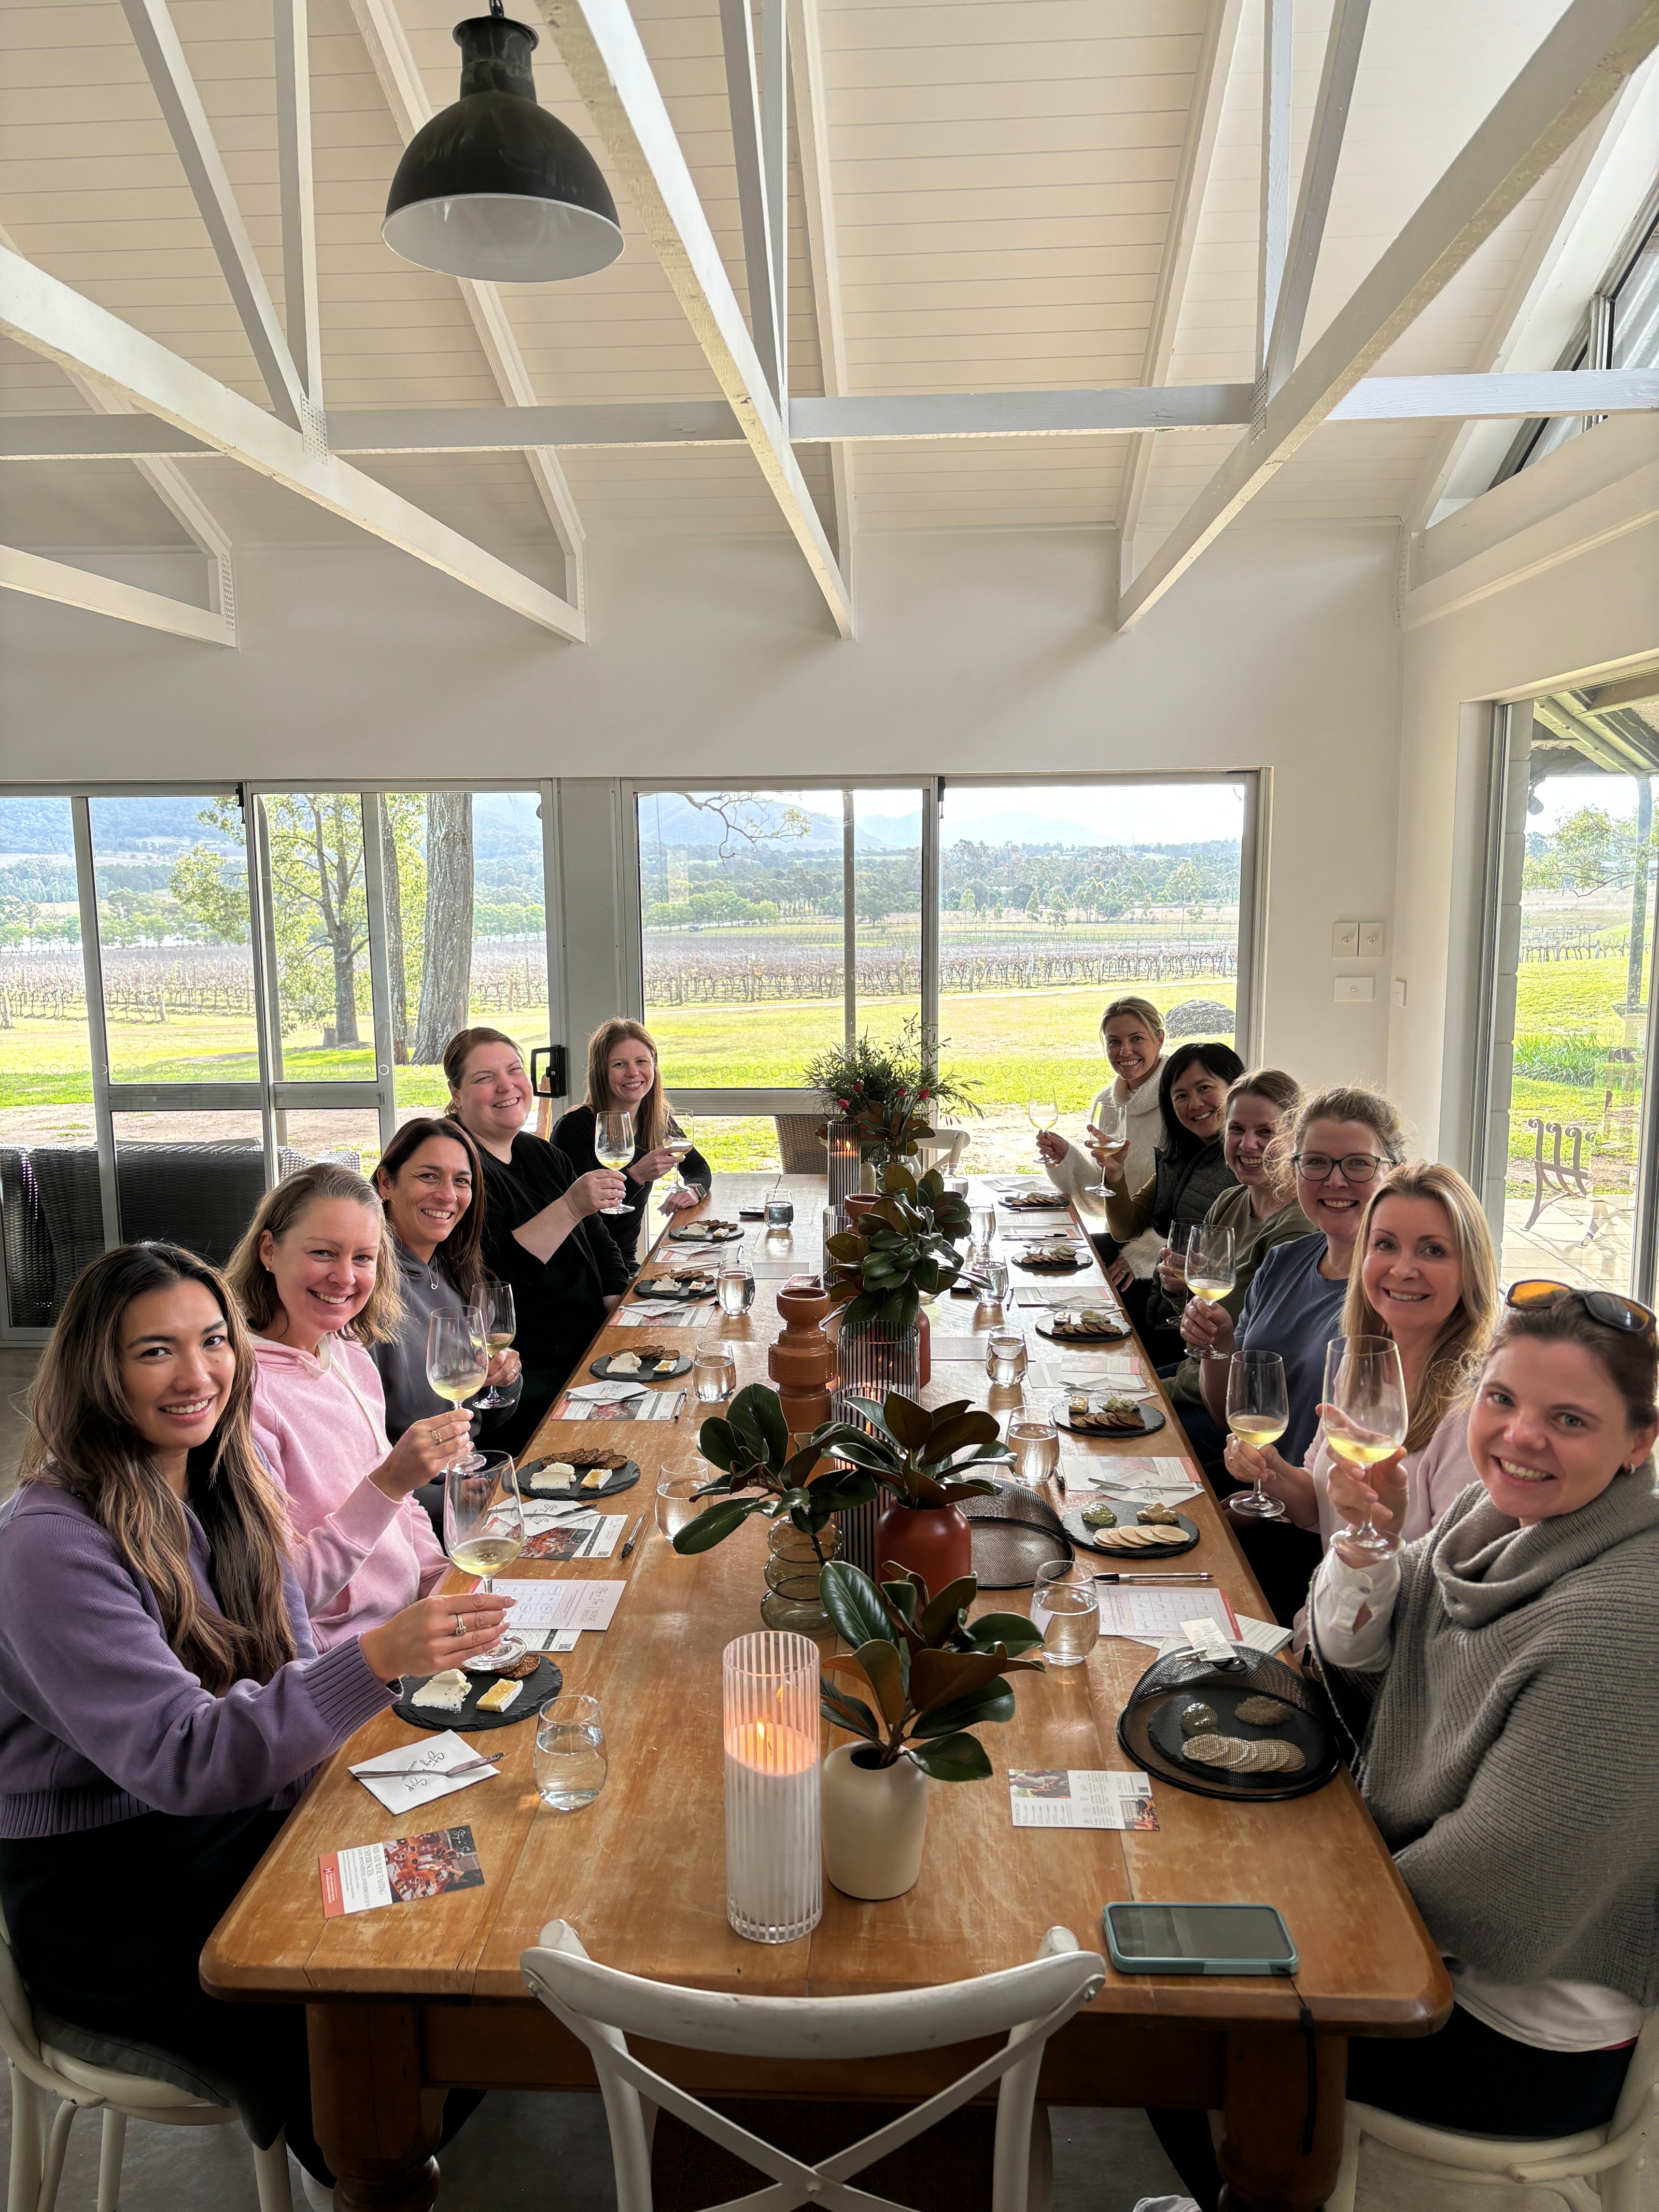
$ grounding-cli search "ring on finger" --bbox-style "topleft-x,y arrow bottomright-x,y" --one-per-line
454,1613 -> 464,1636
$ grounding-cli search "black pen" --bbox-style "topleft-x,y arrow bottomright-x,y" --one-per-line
619,1516 -> 644,1557
1091,1571 -> 1214,1584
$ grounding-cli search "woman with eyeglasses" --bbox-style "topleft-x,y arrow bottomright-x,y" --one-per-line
1306,1283 -> 1659,2141
1224,1161 -> 1499,1543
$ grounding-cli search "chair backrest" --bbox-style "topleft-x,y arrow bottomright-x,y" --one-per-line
0,1899 -> 42,2065
1608,2005 -> 1659,2137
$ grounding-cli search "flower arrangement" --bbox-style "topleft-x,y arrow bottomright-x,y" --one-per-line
804,1018 -> 979,1162
823,1163 -> 972,1334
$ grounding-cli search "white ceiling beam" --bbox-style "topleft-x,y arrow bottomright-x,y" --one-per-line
273,0 -> 323,406
0,247 -> 585,641
0,544 -> 234,645
1265,0 -> 1371,399
119,0 -> 310,432
539,0 -> 852,638
1257,0 -> 1292,387
718,0 -> 781,404
7,370 -> 1654,460
788,0 -> 854,580
1118,0 -> 1244,572
347,0 -> 586,604
762,0 -> 788,408
1118,0 -> 1659,632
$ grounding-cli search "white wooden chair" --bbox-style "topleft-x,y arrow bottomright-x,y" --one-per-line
1329,2011 -> 1659,2212
519,1920 -> 1104,2212
1,1906 -> 293,2212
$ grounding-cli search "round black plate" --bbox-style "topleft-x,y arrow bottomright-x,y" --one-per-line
639,1277 -> 718,1302
591,1352 -> 693,1381
393,1655 -> 563,1732
1060,1403 -> 1166,1438
1064,1507 -> 1199,1559
1000,1195 -> 1068,1211
1014,1253 -> 1091,1273
668,1223 -> 744,1242
521,1457 -> 642,1500
1143,1681 -> 1337,1797
1035,1315 -> 1131,1343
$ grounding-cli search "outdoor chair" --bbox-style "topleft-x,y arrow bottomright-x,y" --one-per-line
520,1919 -> 1105,2212
1522,1119 -> 1593,1231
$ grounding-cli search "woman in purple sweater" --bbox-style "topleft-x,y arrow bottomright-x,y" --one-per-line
0,1244 -> 510,2188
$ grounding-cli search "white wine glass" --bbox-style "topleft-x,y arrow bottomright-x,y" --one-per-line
663,1115 -> 697,1194
595,1108 -> 636,1215
1185,1223 -> 1236,1347
426,1309 -> 488,1469
1088,1101 -> 1129,1195
1323,1335 -> 1409,1565
1225,1349 -> 1289,1522
1026,1099 -> 1059,1155
442,1447 -> 526,1668
470,1282 -> 516,1410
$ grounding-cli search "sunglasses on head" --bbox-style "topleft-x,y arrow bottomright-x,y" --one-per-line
1505,1279 -> 1656,1336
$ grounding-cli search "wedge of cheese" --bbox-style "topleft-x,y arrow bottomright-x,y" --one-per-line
476,1678 -> 523,1714
409,1668 -> 469,1711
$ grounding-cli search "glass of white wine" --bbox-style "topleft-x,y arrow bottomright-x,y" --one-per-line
1225,1348 -> 1289,1521
442,1447 -> 526,1669
1089,1101 -> 1130,1194
663,1116 -> 696,1195
426,1309 -> 488,1469
1185,1223 -> 1236,1345
595,1108 -> 636,1215
1323,1335 -> 1409,1564
1026,1100 -> 1059,1159
470,1282 -> 516,1409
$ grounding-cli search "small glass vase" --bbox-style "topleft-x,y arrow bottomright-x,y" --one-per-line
761,1517 -> 841,1633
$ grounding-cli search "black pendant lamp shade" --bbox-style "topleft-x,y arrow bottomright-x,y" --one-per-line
382,12 -> 622,283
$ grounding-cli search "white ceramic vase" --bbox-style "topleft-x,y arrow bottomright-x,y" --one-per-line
820,1742 -> 929,1899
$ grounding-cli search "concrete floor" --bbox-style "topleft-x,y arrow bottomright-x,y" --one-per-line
0,2089 -> 1186,2209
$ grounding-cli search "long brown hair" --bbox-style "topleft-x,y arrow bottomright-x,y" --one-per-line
1341,1162 -> 1499,1453
21,1244 -> 298,1693
583,1017 -> 671,1154
375,1117 -> 489,1308
225,1162 -> 402,1346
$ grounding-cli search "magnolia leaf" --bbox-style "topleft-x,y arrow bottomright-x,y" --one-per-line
730,1385 -> 789,1468
820,1560 -> 895,1651
937,1476 -> 999,1503
696,1417 -> 738,1471
819,1680 -> 882,1743
882,1577 -> 918,1624
966,1613 -> 1046,1657
845,1292 -> 885,1329
825,1231 -> 866,1262
670,1496 -> 756,1554
905,1732 -> 993,1783
931,1399 -> 975,1425
907,1646 -> 1012,1714
917,1576 -> 979,1642
918,1410 -> 1004,1464
853,1638 -> 907,1725
882,1393 -> 933,1452
905,1471 -> 950,1507
910,1681 -> 1017,1739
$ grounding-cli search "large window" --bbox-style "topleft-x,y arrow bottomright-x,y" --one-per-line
0,785 -> 555,1334
1476,694 -> 1659,1299
631,778 -> 1258,1174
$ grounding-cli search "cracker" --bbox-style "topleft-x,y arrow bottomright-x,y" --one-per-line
1235,1696 -> 1291,1727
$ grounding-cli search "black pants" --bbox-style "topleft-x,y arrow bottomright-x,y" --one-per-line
0,1807 -> 332,2182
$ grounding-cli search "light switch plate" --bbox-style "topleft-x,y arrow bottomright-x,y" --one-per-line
1331,922 -> 1360,958
1334,976 -> 1375,1003
1360,921 -> 1387,957
1392,978 -> 1408,1009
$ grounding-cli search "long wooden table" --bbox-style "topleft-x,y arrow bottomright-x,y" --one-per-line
204,1174 -> 1448,2212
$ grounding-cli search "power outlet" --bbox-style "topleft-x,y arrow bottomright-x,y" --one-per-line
1334,976 -> 1375,1004
1392,978 -> 1408,1009
1360,921 -> 1387,957
1331,922 -> 1360,959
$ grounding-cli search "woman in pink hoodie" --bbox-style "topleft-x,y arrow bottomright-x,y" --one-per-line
227,1162 -> 479,1648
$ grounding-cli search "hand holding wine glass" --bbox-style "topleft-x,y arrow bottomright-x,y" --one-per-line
1185,1224 -> 1236,1328
1026,1100 -> 1059,1160
442,1447 -> 527,1669
1322,1336 -> 1409,1565
1086,1103 -> 1130,1193
1224,1349 -> 1289,1521
469,1284 -> 516,1409
594,1109 -> 636,1215
426,1311 -> 487,1451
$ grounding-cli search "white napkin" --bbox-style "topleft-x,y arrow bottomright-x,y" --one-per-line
349,1728 -> 499,1815
564,1379 -> 646,1404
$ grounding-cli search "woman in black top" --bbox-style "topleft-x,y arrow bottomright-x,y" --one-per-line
444,1027 -> 631,1457
552,1018 -> 712,1267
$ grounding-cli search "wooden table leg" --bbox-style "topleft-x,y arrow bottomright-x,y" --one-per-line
1216,2028 -> 1346,2211
308,2003 -> 443,2212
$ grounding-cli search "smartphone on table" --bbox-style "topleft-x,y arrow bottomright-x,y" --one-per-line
1103,1901 -> 1296,1976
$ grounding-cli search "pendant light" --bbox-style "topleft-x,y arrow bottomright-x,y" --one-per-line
382,4 -> 622,283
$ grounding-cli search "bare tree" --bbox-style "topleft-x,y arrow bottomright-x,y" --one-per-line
376,797 -> 410,1063
413,792 -> 474,1063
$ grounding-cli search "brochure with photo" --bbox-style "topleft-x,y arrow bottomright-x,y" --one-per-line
1008,1770 -> 1158,1830
320,1825 -> 484,1918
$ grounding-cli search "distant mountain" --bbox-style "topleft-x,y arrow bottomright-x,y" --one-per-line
0,794 -> 243,855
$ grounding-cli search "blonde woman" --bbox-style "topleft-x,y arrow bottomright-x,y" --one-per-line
552,1017 -> 711,1265
1035,995 -> 1165,1289
1227,1161 -> 1499,1542
227,1162 -> 474,1649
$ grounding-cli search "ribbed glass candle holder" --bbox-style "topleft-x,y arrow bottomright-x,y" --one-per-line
826,1119 -> 862,1230
722,1631 -> 822,1945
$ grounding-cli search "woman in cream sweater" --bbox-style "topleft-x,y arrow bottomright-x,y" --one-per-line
1035,995 -> 1165,1290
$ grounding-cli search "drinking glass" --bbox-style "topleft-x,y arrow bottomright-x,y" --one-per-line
969,1203 -> 996,1247
426,1311 -> 487,1469
594,1108 -> 636,1215
535,1694 -> 606,1813
656,1473 -> 705,1539
945,1176 -> 969,1200
442,1448 -> 525,1668
1225,1349 -> 1290,1523
1324,1335 -> 1409,1565
765,1196 -> 794,1229
718,1257 -> 756,1316
985,1330 -> 1028,1387
1030,1561 -> 1100,1668
1007,1408 -> 1060,1485
976,1258 -> 1009,1315
1185,1224 -> 1236,1343
694,1348 -> 737,1403
1089,1102 -> 1130,1194
470,1282 -> 516,1409
1026,1101 -> 1059,1156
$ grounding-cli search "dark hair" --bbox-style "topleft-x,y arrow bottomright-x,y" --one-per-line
21,1244 -> 298,1693
1157,1041 -> 1246,1163
1489,1300 -> 1659,1446
375,1118 -> 489,1309
442,1026 -> 522,1098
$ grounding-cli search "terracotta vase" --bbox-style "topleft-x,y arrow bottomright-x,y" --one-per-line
874,1497 -> 973,1589
769,1274 -> 835,1432
821,1742 -> 929,1899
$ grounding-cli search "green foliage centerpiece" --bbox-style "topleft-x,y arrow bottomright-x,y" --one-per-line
812,1390 -> 1011,1510
671,1384 -> 875,1562
822,1162 -> 972,1334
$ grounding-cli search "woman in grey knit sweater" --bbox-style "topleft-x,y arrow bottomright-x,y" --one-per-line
1312,1288 -> 1659,2138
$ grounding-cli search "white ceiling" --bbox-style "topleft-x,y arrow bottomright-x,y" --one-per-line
0,0 -> 1639,570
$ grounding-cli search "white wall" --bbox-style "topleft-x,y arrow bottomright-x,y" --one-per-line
1390,413 -> 1659,1162
2,518 -> 1403,1094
